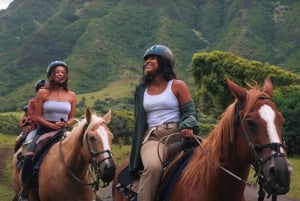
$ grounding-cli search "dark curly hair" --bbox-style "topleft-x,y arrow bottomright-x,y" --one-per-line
141,55 -> 176,85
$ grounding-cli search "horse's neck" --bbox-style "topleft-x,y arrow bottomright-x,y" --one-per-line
213,149 -> 250,200
62,134 -> 89,171
197,137 -> 251,198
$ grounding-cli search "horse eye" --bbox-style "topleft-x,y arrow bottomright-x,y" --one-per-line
89,135 -> 96,142
245,118 -> 256,128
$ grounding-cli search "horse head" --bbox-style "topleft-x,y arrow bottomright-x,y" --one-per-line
82,108 -> 116,184
226,76 -> 292,196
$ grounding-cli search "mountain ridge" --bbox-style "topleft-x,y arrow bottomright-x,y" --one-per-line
0,0 -> 299,112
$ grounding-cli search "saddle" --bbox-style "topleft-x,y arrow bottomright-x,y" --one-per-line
116,139 -> 200,201
16,130 -> 64,176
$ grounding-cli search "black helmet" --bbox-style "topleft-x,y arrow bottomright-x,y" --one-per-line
47,61 -> 68,78
143,45 -> 175,67
35,79 -> 47,92
23,105 -> 28,112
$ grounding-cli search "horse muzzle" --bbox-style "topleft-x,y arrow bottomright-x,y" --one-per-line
98,158 -> 116,183
260,155 -> 292,195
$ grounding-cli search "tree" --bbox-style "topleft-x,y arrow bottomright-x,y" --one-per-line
273,86 -> 300,156
191,50 -> 300,154
191,51 -> 300,115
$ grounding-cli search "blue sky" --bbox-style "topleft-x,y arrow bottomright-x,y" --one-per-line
0,0 -> 13,10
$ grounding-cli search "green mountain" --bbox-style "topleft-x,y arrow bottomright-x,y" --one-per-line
0,0 -> 299,112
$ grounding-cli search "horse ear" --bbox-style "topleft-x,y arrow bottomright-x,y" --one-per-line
103,109 -> 112,124
85,107 -> 92,123
226,78 -> 247,104
263,76 -> 273,97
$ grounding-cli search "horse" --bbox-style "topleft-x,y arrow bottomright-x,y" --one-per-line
112,77 -> 292,201
12,108 -> 116,201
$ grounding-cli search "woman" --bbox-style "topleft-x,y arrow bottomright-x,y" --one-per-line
18,105 -> 31,134
28,79 -> 47,131
14,80 -> 47,152
20,61 -> 76,201
14,105 -> 32,152
129,45 -> 199,201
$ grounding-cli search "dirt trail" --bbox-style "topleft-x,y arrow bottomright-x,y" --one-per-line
96,183 -> 298,201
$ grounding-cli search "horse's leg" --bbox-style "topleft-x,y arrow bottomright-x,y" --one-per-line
112,159 -> 130,201
11,150 -> 22,195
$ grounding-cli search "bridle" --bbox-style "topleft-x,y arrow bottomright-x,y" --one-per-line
59,121 -> 113,192
235,96 -> 287,201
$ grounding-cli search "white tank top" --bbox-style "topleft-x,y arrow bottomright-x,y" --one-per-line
143,80 -> 180,127
43,100 -> 71,122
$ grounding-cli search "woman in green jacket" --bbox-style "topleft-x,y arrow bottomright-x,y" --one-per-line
129,45 -> 199,201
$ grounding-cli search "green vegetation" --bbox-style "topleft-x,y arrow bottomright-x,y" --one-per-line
0,134 -> 15,201
1,0 -> 300,197
1,0 -> 300,112
0,112 -> 22,135
191,51 -> 300,154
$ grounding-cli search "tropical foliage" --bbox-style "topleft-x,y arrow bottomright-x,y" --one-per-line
0,0 -> 300,112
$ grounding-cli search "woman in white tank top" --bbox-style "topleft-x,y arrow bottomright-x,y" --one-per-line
20,61 -> 77,201
129,45 -> 199,201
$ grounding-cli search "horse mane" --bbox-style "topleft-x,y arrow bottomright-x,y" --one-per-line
181,84 -> 270,190
64,113 -> 105,145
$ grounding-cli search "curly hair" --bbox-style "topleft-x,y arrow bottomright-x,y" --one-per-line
140,56 -> 176,85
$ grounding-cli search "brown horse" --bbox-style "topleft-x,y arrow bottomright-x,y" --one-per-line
12,108 -> 116,201
112,77 -> 292,201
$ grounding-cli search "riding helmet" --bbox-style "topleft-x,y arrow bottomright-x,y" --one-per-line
143,45 -> 175,67
46,61 -> 68,78
23,105 -> 28,112
35,79 -> 47,92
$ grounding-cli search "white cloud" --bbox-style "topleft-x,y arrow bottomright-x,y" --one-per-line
0,0 -> 14,10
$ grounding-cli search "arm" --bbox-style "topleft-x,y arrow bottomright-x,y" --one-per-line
172,80 -> 199,137
28,98 -> 36,123
18,115 -> 26,128
65,91 -> 77,127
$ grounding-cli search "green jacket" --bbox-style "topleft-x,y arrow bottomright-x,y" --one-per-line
129,83 -> 199,172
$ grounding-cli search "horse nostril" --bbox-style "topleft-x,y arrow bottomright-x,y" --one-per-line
269,166 -> 275,177
101,164 -> 116,183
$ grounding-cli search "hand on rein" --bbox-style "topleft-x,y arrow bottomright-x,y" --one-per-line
180,128 -> 194,139
53,119 -> 66,130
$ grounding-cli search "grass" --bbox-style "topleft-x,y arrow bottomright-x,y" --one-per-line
0,134 -> 16,201
288,156 -> 300,199
76,69 -> 139,107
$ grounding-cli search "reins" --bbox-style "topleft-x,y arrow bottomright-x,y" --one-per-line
58,135 -> 100,191
158,133 -> 251,186
192,134 -> 252,186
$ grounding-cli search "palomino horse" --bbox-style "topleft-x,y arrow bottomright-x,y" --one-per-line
112,77 -> 292,201
12,108 -> 116,201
